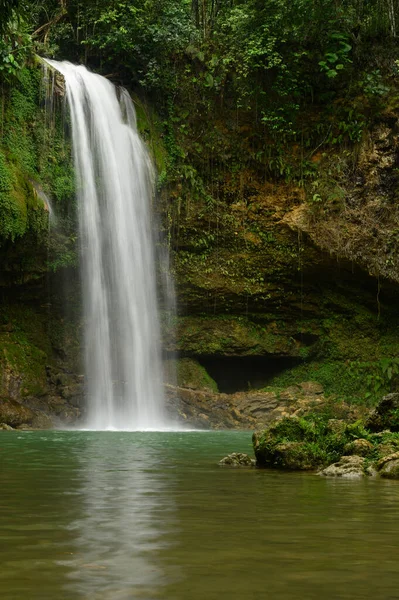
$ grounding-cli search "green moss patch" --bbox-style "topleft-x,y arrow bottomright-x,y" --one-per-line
253,415 -> 370,470
175,357 -> 218,392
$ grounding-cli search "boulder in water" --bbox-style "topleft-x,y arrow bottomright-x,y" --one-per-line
319,455 -> 371,478
253,417 -> 333,470
377,451 -> 399,479
219,453 -> 255,467
268,441 -> 319,470
0,423 -> 14,430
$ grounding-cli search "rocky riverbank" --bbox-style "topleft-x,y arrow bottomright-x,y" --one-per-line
165,380 -> 363,429
220,392 -> 399,479
0,378 -> 360,431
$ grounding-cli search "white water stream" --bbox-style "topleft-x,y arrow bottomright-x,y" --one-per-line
46,60 -> 168,430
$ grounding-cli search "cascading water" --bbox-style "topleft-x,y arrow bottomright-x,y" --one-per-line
46,60 -> 168,430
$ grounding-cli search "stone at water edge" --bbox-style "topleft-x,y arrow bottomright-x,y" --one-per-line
253,417 -> 325,470
376,451 -> 399,479
219,453 -> 256,467
318,455 -> 374,478
0,423 -> 14,430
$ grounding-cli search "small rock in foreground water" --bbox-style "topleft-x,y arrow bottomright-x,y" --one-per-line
219,452 -> 256,467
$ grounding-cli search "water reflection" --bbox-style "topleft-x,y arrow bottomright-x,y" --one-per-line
59,434 -> 175,599
3,431 -> 399,600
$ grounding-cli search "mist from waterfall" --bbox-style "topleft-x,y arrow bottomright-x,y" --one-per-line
46,60 -> 168,431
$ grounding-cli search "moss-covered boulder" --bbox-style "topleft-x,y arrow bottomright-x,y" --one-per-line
343,438 -> 374,457
254,416 -> 343,469
251,408 -> 399,475
252,415 -> 371,470
367,431 -> 399,460
376,452 -> 399,479
268,441 -> 323,470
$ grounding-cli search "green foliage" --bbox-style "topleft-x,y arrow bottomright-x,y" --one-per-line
0,1 -> 19,33
6,0 -> 394,190
0,64 -> 75,272
0,151 -> 12,192
0,5 -> 32,80
173,357 -> 219,392
266,358 -> 397,407
318,32 -> 352,79
253,414 -> 359,469
0,152 -> 29,241
348,358 -> 399,402
253,414 -> 399,470
361,69 -> 390,98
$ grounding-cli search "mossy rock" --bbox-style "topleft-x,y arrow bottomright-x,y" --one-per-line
133,95 -> 167,175
0,398 -> 34,427
343,438 -> 374,457
253,415 -> 369,470
171,316 -> 304,357
165,357 -> 218,392
377,452 -> 399,479
270,441 -> 323,470
0,328 -> 48,399
219,452 -> 255,467
0,64 -> 75,274
367,431 -> 399,460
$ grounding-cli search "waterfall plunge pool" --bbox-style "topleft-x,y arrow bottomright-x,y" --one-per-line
2,430 -> 399,600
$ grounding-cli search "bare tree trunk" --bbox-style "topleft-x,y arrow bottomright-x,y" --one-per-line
201,0 -> 207,37
191,0 -> 199,27
386,0 -> 396,36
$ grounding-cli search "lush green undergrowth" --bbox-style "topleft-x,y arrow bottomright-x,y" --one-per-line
253,413 -> 399,470
265,360 -> 397,407
0,63 -> 77,274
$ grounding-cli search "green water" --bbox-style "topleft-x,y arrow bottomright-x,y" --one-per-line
1,431 -> 399,600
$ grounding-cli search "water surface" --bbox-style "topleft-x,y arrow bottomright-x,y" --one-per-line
1,431 -> 399,599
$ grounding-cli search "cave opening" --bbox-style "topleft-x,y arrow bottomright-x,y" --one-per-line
197,355 -> 303,394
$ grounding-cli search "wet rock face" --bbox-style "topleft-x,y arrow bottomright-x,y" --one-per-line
318,455 -> 370,478
0,398 -> 35,427
165,382 -> 359,431
219,453 -> 255,467
0,398 -> 53,429
0,273 -> 83,429
167,130 -> 399,401
282,121 -> 399,285
365,393 -> 399,432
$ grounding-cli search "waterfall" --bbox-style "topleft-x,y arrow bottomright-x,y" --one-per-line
46,60 -> 168,431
